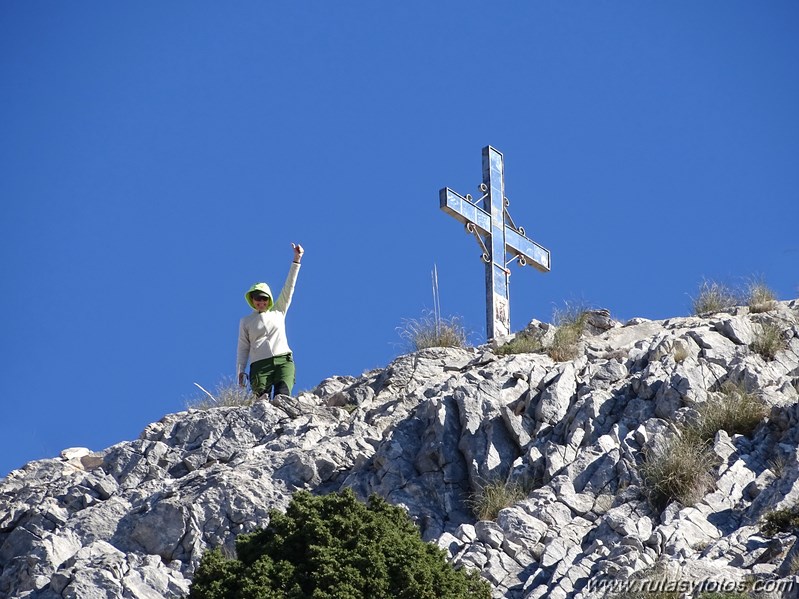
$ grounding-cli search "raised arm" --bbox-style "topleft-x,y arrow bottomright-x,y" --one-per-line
273,243 -> 304,313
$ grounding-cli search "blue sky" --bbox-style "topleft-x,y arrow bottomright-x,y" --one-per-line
2,2 -> 797,477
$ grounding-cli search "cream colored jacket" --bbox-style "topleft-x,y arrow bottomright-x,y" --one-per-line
236,262 -> 301,377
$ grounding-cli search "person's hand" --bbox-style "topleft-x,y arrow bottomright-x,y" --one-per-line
292,243 -> 304,263
238,372 -> 247,388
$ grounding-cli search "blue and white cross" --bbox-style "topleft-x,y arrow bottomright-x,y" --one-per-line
439,145 -> 551,340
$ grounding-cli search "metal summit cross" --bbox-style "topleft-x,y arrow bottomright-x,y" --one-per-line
440,145 -> 551,340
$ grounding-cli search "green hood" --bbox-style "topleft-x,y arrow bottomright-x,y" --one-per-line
245,282 -> 273,310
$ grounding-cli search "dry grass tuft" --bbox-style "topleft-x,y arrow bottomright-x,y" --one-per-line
692,280 -> 739,315
768,454 -> 788,479
640,432 -> 717,511
747,280 -> 778,313
469,478 -> 527,521
639,382 -> 767,512
547,303 -> 589,361
672,343 -> 690,363
397,311 -> 468,351
750,321 -> 787,360
186,378 -> 256,410
495,329 -> 544,356
687,382 -> 768,442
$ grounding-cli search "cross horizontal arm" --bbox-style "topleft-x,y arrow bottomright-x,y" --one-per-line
439,188 -> 491,236
505,227 -> 551,272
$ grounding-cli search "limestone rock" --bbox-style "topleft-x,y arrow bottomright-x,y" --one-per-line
2,302 -> 799,598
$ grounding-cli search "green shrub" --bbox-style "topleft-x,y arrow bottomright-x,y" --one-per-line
495,329 -> 543,356
687,382 -> 767,442
750,321 -> 787,360
547,304 -> 588,361
762,507 -> 799,536
397,311 -> 468,351
469,478 -> 526,521
189,488 -> 491,599
186,378 -> 255,410
747,280 -> 777,313
692,280 -> 739,315
639,433 -> 717,511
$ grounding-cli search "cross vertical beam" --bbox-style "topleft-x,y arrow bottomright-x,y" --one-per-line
484,146 -> 510,338
439,145 -> 551,340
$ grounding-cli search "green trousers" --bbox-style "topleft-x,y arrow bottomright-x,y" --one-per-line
249,353 -> 295,399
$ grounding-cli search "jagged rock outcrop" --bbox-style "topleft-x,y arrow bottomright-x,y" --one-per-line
2,301 -> 799,598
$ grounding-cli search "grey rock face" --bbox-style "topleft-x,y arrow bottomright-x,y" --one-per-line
2,302 -> 799,598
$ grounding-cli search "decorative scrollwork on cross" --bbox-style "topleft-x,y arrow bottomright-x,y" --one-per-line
439,146 -> 551,339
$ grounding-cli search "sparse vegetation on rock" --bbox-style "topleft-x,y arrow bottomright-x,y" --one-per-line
750,320 -> 787,360
639,431 -> 717,511
186,378 -> 255,410
494,329 -> 543,356
689,382 -> 768,441
747,280 -> 778,313
639,381 -> 767,511
692,280 -> 739,315
397,311 -> 468,351
468,478 -> 527,521
762,507 -> 799,537
2,298 -> 798,598
548,303 -> 589,361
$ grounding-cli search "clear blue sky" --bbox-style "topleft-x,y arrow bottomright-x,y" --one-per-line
2,2 -> 797,477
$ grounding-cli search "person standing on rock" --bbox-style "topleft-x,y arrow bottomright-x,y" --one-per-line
237,243 -> 304,399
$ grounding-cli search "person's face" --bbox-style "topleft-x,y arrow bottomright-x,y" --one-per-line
252,296 -> 270,312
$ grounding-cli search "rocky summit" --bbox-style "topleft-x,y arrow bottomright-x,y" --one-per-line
2,300 -> 799,599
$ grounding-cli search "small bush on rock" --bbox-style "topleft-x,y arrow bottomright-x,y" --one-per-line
750,321 -> 787,360
639,433 -> 717,512
767,454 -> 788,478
495,329 -> 543,356
688,382 -> 767,442
761,508 -> 799,536
496,303 -> 592,360
398,311 -> 468,351
186,378 -> 255,410
469,478 -> 526,521
692,280 -> 739,315
672,343 -> 690,363
189,488 -> 491,599
762,507 -> 799,537
747,280 -> 777,313
640,380 -> 767,512
548,303 -> 589,361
